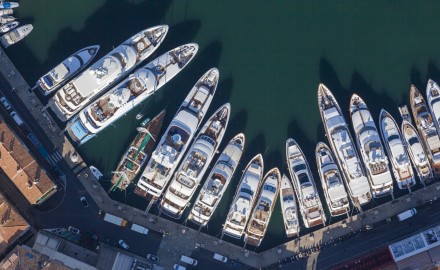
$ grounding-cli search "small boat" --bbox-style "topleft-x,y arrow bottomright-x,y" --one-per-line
0,15 -> 14,24
317,84 -> 372,207
279,174 -> 300,238
160,103 -> 230,219
89,166 -> 103,180
66,43 -> 197,145
287,138 -> 326,228
315,142 -> 350,217
135,68 -> 219,200
0,20 -> 18,33
398,105 -> 412,124
37,45 -> 100,95
0,24 -> 32,48
244,167 -> 280,247
0,9 -> 13,16
222,154 -> 264,239
401,120 -> 433,184
188,133 -> 245,227
410,84 -> 440,176
109,110 -> 165,192
379,109 -> 416,190
0,2 -> 18,9
350,94 -> 394,198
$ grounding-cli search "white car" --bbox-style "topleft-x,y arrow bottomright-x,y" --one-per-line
0,97 -> 11,110
118,239 -> 129,249
173,265 -> 186,270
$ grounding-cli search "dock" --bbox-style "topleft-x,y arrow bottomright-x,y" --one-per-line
1,46 -> 440,269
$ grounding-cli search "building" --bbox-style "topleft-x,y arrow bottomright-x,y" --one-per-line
0,193 -> 30,256
0,245 -> 71,270
0,119 -> 57,205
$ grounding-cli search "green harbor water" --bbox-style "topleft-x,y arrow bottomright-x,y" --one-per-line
10,0 -> 440,251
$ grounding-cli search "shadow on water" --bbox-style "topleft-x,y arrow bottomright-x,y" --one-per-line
428,60 -> 440,85
410,64 -> 425,93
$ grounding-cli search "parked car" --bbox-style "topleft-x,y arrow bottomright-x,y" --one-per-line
10,111 -> 23,126
146,254 -> 159,262
80,196 -> 89,208
118,239 -> 129,249
68,226 -> 80,234
173,265 -> 186,270
0,96 -> 11,110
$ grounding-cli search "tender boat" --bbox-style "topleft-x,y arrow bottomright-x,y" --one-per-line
49,25 -> 168,121
109,111 -> 165,192
244,168 -> 280,247
0,2 -> 18,9
188,133 -> 245,227
222,154 -> 264,239
89,166 -> 103,180
66,44 -> 197,145
410,84 -> 440,176
0,9 -> 13,16
0,15 -> 15,24
37,45 -> 100,95
350,94 -> 394,198
287,138 -> 326,228
279,174 -> 300,238
0,20 -> 18,33
160,103 -> 230,219
317,84 -> 372,207
402,120 -> 433,184
1,24 -> 32,48
135,68 -> 219,200
315,142 -> 350,217
379,109 -> 416,189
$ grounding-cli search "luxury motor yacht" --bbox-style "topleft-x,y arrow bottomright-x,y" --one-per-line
402,120 -> 433,184
315,142 -> 350,217
350,94 -> 394,198
410,84 -> 440,176
427,79 -> 440,131
287,138 -> 326,228
66,44 -> 197,145
37,45 -> 100,95
134,68 -> 219,200
317,84 -> 372,207
222,154 -> 264,239
379,109 -> 416,190
244,168 -> 280,247
1,24 -> 32,48
109,111 -> 165,192
49,25 -> 168,121
279,174 -> 300,238
160,104 -> 230,219
188,133 -> 245,227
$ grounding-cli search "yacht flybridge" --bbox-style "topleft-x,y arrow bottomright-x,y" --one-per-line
49,25 -> 168,121
317,84 -> 372,207
134,68 -> 219,200
350,94 -> 394,198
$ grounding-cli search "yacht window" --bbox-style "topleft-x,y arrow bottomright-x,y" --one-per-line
240,188 -> 254,196
388,134 -> 400,142
408,137 -> 418,146
293,164 -> 306,173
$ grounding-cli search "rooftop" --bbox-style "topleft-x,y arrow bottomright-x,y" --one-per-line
0,119 -> 57,205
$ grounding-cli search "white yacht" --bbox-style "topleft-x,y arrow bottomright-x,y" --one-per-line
350,94 -> 394,198
49,25 -> 168,121
315,142 -> 350,217
401,120 -> 433,184
222,154 -> 264,239
317,84 -> 372,207
379,109 -> 416,190
279,174 -> 300,238
188,133 -> 245,227
160,103 -> 230,219
287,138 -> 326,228
427,79 -> 440,131
0,20 -> 18,33
410,84 -> 440,176
134,68 -> 219,200
0,2 -> 18,9
37,45 -> 100,95
0,16 -> 15,24
1,24 -> 32,48
0,9 -> 13,16
244,168 -> 280,247
66,44 -> 198,145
